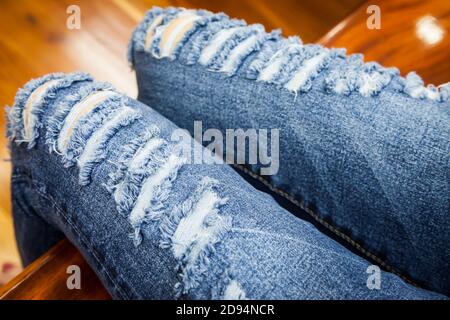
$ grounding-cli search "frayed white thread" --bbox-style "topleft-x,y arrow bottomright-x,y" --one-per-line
358,71 -> 385,97
129,153 -> 185,245
257,44 -> 301,82
23,79 -> 63,142
77,106 -> 137,181
157,176 -> 231,297
144,15 -> 165,50
105,127 -> 160,191
257,52 -> 285,82
160,14 -> 202,58
113,143 -> 171,218
171,188 -> 228,260
128,138 -> 165,172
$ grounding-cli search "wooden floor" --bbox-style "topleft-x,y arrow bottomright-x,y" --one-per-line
0,0 -> 449,297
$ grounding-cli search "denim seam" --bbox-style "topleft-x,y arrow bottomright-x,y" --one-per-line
11,174 -> 133,299
231,163 -> 421,289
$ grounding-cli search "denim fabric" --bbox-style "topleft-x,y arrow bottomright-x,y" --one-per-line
129,7 -> 450,295
7,73 -> 446,299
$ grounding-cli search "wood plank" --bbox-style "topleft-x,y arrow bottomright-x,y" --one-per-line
0,240 -> 110,300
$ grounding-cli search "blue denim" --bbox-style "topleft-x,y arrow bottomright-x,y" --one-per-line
7,73 -> 446,299
129,7 -> 450,295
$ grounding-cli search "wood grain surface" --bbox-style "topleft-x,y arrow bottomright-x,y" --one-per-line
0,0 -> 448,300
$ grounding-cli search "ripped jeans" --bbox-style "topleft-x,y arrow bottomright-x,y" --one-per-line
7,73 -> 446,299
